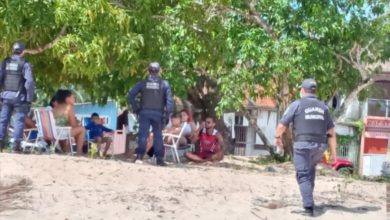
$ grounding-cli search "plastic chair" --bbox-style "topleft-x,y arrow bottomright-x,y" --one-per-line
163,122 -> 193,163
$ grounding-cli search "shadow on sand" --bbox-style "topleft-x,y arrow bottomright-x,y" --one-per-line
313,204 -> 382,217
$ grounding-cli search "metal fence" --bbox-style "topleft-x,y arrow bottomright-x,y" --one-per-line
234,125 -> 247,155
233,124 -> 361,163
336,140 -> 360,166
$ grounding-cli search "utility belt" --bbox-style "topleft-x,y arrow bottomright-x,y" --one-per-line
0,99 -> 31,113
14,102 -> 31,113
294,134 -> 327,144
141,107 -> 164,113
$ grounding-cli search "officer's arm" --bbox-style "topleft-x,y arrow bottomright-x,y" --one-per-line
275,101 -> 299,138
275,124 -> 287,139
164,81 -> 174,115
128,82 -> 142,113
23,62 -> 35,103
327,127 -> 337,158
0,61 -> 4,84
325,108 -> 337,162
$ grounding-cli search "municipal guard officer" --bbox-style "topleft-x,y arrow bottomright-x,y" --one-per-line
128,62 -> 173,166
274,78 -> 337,217
0,42 -> 36,152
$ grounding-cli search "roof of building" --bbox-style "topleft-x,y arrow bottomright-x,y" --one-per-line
244,97 -> 278,110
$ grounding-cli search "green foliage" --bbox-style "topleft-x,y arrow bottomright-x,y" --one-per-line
155,0 -> 390,115
0,0 -> 389,113
352,119 -> 364,137
350,173 -> 390,183
249,154 -> 291,165
337,134 -> 358,147
0,0 -> 144,104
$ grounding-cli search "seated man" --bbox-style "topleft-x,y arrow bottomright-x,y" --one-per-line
184,116 -> 224,163
85,112 -> 113,157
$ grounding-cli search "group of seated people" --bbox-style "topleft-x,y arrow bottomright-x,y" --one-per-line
19,89 -> 113,157
144,109 -> 224,163
12,89 -> 224,163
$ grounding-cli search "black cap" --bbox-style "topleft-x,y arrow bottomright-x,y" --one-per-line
299,78 -> 317,92
148,62 -> 160,74
12,42 -> 26,55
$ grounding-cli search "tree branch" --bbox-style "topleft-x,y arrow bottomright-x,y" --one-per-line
334,52 -> 352,65
152,15 -> 204,34
361,39 -> 375,55
211,2 -> 277,40
109,0 -> 126,9
336,78 -> 374,123
245,0 -> 277,39
24,26 -> 67,55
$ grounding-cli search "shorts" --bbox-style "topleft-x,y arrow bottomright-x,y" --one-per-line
196,151 -> 219,160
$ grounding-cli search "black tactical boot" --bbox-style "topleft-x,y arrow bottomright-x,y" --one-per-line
156,159 -> 167,167
302,206 -> 314,217
12,141 -> 23,153
0,140 -> 4,152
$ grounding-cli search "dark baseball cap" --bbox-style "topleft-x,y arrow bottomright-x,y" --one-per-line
299,78 -> 317,91
12,41 -> 26,54
148,62 -> 160,74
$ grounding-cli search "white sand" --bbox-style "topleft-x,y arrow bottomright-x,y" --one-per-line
0,154 -> 386,220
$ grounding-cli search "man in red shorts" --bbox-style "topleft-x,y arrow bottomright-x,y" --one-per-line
184,116 -> 224,162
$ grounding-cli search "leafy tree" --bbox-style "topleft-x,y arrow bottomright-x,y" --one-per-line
0,0 -> 144,105
1,0 -> 389,156
148,0 -> 390,154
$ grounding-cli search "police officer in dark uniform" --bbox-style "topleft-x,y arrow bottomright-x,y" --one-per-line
0,42 -> 36,152
274,78 -> 337,217
128,62 -> 173,166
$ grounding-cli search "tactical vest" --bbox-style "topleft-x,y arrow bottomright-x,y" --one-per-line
2,58 -> 25,92
293,97 -> 328,143
141,79 -> 165,111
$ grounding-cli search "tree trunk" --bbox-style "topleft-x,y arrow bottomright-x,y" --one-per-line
241,108 -> 275,155
187,77 -> 235,154
275,74 -> 293,158
335,78 -> 374,123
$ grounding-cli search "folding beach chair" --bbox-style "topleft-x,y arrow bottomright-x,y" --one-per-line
163,122 -> 193,163
82,117 -> 97,156
83,125 -> 126,159
7,113 -> 43,153
34,108 -> 74,155
21,128 -> 47,152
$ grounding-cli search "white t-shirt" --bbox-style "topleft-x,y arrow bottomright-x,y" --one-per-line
182,123 -> 192,136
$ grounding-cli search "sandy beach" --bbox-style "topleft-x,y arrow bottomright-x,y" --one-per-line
0,153 -> 386,220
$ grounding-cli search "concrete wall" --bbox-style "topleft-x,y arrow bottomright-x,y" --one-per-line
224,109 -> 277,156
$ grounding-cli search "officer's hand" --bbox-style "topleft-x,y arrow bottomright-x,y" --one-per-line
274,137 -> 283,148
162,115 -> 170,126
